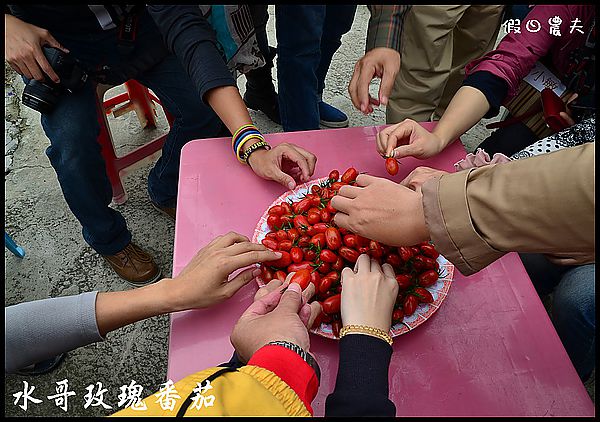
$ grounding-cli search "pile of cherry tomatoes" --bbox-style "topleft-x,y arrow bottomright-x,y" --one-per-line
259,167 -> 444,338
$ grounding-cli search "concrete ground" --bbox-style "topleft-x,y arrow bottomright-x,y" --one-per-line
4,6 -> 593,416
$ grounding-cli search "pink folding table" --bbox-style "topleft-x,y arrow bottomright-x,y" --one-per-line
168,124 -> 594,417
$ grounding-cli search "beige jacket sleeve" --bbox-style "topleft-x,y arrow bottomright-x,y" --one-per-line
421,143 -> 595,276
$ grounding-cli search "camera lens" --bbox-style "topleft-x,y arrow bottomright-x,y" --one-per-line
22,79 -> 62,114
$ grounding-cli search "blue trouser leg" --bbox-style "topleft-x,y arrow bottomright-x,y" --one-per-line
552,264 -> 596,380
276,5 -> 326,131
136,55 -> 225,208
41,79 -> 132,255
316,5 -> 357,98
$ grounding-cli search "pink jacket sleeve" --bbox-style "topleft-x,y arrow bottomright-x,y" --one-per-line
464,5 -> 587,101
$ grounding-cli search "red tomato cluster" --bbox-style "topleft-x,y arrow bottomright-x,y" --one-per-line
259,167 -> 443,337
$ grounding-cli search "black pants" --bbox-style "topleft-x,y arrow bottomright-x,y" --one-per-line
477,120 -> 539,156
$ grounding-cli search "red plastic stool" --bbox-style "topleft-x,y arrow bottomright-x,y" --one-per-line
95,80 -> 174,204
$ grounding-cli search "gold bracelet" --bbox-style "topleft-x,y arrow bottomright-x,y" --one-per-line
339,325 -> 393,346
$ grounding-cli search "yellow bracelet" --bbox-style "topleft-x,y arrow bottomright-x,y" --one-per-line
236,134 -> 265,163
232,123 -> 257,142
339,325 -> 393,345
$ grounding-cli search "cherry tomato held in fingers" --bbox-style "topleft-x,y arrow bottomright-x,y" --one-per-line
290,269 -> 311,290
261,238 -> 279,250
261,265 -> 274,282
325,227 -> 342,250
392,308 -> 404,322
396,274 -> 412,290
418,269 -> 439,287
268,251 -> 292,268
385,157 -> 399,176
403,295 -> 419,316
329,170 -> 340,181
413,287 -> 434,303
323,294 -> 342,315
274,270 -> 287,282
320,249 -> 338,263
339,246 -> 360,263
341,167 -> 359,184
290,247 -> 303,263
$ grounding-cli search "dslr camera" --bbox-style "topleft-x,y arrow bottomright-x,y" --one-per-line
22,46 -> 88,114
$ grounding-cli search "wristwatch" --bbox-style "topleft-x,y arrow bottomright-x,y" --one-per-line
267,341 -> 321,382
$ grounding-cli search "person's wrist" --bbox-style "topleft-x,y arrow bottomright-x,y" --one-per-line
155,277 -> 193,313
246,146 -> 268,168
431,127 -> 453,150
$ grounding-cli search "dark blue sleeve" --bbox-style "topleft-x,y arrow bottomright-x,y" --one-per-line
147,5 -> 236,103
463,70 -> 510,119
325,334 -> 395,416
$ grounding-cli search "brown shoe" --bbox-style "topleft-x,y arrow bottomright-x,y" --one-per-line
102,242 -> 162,287
151,200 -> 176,221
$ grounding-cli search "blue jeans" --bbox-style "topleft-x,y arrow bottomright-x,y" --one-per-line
275,5 -> 356,131
33,13 -> 224,255
520,254 -> 596,380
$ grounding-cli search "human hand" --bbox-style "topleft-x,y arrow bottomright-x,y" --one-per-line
247,143 -> 317,190
163,232 -> 283,312
331,174 -> 430,247
348,47 -> 401,114
400,166 -> 448,193
559,93 -> 579,127
376,119 -> 446,159
5,14 -> 69,83
341,254 -> 398,332
231,274 -> 321,363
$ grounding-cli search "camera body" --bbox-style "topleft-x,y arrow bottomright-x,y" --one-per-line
21,46 -> 88,114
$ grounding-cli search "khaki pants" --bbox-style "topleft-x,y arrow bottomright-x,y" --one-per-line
386,5 -> 504,123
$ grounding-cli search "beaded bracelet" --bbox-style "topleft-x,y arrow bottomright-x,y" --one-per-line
339,325 -> 393,345
236,134 -> 266,163
241,140 -> 271,164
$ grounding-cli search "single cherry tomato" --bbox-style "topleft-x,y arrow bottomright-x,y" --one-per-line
304,248 -> 317,261
396,274 -> 412,290
307,211 -> 320,225
403,295 -> 419,316
322,294 -> 342,314
343,234 -> 359,249
268,251 -> 292,268
278,240 -> 293,251
318,274 -> 334,294
274,270 -> 287,282
331,181 -> 346,191
413,287 -> 433,303
267,214 -> 281,229
297,235 -> 311,247
319,209 -> 331,223
261,238 -> 279,250
312,308 -> 326,328
313,223 -> 329,233
320,249 -> 338,263
287,228 -> 300,242
310,271 -> 322,290
386,253 -> 402,268
261,265 -> 274,282
276,230 -> 289,241
392,308 -> 404,322
324,271 -> 340,284
385,157 -> 399,176
265,232 -> 277,240
268,205 -> 284,216
341,167 -> 358,184
332,256 -> 344,272
358,246 -> 369,254
420,244 -> 440,259
410,246 -> 421,256
306,225 -> 317,236
290,269 -> 311,290
310,196 -> 322,207
294,198 -> 313,214
332,319 -> 342,337
290,247 -> 303,263
311,185 -> 322,195
369,240 -> 383,259
356,235 -> 370,248
398,246 -> 413,262
325,201 -> 336,213
418,270 -> 439,287
293,215 -> 310,230
414,255 -> 437,270
280,215 -> 293,227
310,233 -> 326,248
329,169 -> 340,180
317,261 -> 331,274
339,246 -> 360,263
325,227 -> 342,250
280,202 -> 293,215
288,261 -> 313,273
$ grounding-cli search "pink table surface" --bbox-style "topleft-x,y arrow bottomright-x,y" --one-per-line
168,124 -> 594,417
